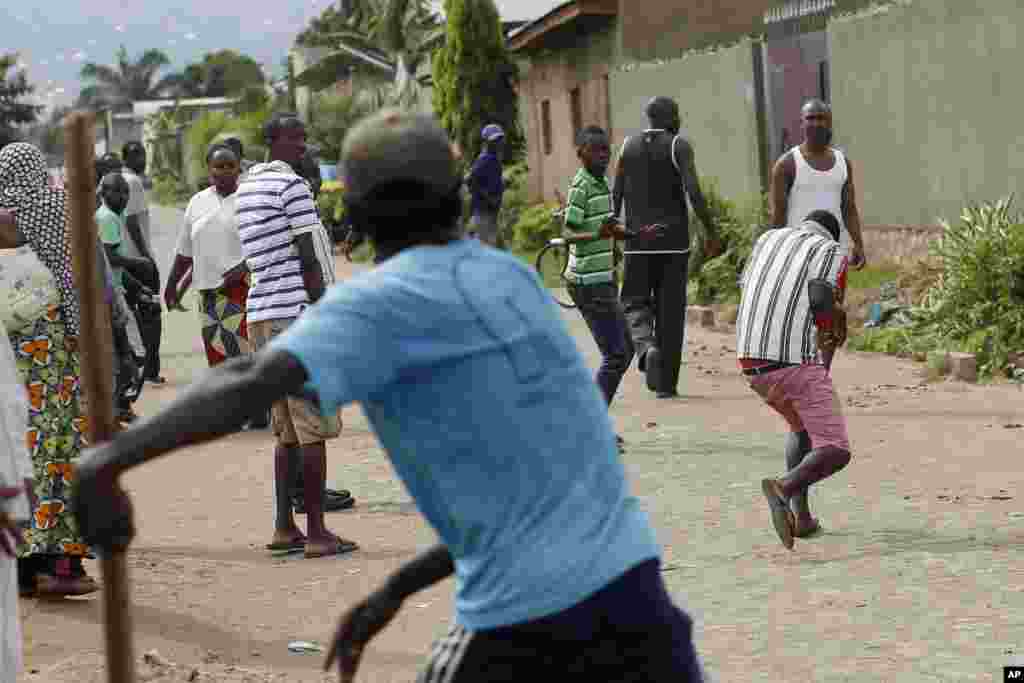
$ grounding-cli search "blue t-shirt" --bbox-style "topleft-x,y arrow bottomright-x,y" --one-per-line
469,152 -> 503,217
270,239 -> 659,630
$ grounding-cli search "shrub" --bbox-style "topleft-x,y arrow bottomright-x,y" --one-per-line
913,196 -> 1024,376
499,161 -> 530,247
688,180 -> 769,304
512,201 -> 561,251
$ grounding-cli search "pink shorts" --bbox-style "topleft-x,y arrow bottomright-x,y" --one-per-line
745,363 -> 850,451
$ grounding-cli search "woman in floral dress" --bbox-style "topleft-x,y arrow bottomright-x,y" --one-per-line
0,142 -> 97,597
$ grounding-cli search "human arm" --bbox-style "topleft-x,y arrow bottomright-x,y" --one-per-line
673,137 -> 722,257
769,153 -> 795,228
842,157 -> 866,269
164,254 -> 194,310
808,256 -> 849,370
325,544 -> 454,682
283,179 -> 328,303
73,349 -> 309,552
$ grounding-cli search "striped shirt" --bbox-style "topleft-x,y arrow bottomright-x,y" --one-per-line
235,161 -> 325,323
736,222 -> 848,365
563,168 -> 615,285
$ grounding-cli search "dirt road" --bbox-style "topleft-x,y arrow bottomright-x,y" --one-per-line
19,211 -> 1024,681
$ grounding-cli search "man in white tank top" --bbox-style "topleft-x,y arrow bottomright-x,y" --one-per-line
769,99 -> 866,269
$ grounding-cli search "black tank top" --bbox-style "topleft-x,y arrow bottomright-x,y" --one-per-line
618,130 -> 689,252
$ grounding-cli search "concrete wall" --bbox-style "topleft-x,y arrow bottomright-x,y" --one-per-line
517,20 -> 619,202
829,0 -> 1024,228
609,40 -> 763,207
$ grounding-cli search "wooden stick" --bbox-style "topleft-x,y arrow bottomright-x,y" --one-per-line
64,111 -> 136,683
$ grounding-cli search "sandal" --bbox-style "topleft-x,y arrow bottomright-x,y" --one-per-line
761,479 -> 796,550
305,537 -> 359,559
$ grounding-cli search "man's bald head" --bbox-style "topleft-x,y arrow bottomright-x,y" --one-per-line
800,99 -> 833,150
802,98 -> 831,116
645,96 -> 681,133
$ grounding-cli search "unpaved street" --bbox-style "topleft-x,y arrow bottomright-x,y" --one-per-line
18,207 -> 1024,682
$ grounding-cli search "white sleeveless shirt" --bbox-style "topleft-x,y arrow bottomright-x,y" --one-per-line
786,146 -> 849,254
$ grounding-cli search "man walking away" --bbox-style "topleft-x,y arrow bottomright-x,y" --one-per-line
121,141 -> 165,385
768,99 -> 867,269
466,124 -> 506,248
613,96 -> 721,398
736,209 -> 853,550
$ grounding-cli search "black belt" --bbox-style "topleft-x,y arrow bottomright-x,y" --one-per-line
742,361 -> 797,377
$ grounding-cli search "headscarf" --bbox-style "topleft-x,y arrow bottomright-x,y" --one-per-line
0,143 -> 80,336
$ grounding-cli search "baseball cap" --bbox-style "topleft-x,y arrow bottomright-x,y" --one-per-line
481,124 -> 505,141
341,109 -> 460,203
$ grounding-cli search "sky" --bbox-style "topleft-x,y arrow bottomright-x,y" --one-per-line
3,0 -> 560,113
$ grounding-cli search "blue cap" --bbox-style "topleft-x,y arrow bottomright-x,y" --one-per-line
481,124 -> 505,141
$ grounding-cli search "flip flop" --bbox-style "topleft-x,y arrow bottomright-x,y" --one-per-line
761,479 -> 796,550
794,519 -> 823,538
266,538 -> 306,555
305,538 -> 359,559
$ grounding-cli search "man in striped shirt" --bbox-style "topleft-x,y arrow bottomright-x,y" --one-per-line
736,209 -> 853,550
563,126 -> 661,440
235,112 -> 356,559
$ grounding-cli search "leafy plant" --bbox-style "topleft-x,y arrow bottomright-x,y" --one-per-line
511,201 -> 561,252
688,180 -> 769,305
308,92 -> 371,162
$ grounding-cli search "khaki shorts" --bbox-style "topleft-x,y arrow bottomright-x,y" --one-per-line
249,317 -> 342,446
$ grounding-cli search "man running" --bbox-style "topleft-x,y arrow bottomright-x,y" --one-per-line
736,209 -> 853,550
768,99 -> 867,269
73,109 -> 707,682
612,96 -> 721,398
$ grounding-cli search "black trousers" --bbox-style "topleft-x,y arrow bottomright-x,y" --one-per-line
621,253 -> 689,394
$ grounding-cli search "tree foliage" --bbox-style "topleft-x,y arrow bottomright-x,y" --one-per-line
0,54 -> 41,145
432,0 -> 520,164
297,0 -> 440,110
177,50 -> 266,98
307,91 -> 372,162
78,46 -> 180,108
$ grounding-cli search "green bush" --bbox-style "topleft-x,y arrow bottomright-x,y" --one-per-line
913,196 -> 1024,376
151,175 -> 192,208
688,180 -> 769,305
512,202 -> 561,251
499,161 -> 530,248
317,184 -> 346,227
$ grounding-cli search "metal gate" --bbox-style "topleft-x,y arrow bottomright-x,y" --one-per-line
760,0 -> 835,166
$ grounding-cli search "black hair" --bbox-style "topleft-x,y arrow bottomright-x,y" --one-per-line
345,179 -> 463,246
122,141 -> 145,159
99,171 -> 128,190
206,142 -> 238,164
263,111 -> 303,143
645,96 -> 680,128
576,125 -> 608,148
804,209 -> 841,242
221,137 -> 244,157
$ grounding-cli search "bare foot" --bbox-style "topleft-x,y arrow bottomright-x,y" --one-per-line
305,532 -> 359,559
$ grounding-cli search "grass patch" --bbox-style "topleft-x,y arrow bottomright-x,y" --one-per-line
847,263 -> 900,291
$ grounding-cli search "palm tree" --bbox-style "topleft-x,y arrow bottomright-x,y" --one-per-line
297,0 -> 442,109
78,46 -> 182,109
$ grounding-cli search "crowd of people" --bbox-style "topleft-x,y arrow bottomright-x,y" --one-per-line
0,93 -> 865,680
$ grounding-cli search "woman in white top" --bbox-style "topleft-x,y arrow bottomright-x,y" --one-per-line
164,144 -> 251,367
0,315 -> 31,679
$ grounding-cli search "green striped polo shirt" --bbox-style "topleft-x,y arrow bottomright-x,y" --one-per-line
563,168 -> 614,285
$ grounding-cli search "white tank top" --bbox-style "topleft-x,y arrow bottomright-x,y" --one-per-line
786,146 -> 849,254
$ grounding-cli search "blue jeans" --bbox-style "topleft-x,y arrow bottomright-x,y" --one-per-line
567,282 -> 635,406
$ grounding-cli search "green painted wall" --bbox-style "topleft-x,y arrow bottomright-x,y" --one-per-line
830,0 -> 1024,227
608,41 -> 763,206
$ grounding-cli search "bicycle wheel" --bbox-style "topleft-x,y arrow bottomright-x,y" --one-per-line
535,241 -> 576,309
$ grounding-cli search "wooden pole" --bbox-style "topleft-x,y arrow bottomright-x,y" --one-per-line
64,111 -> 136,683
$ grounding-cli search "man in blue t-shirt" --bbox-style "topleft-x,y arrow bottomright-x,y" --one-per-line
71,110 -> 706,682
466,123 -> 506,248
